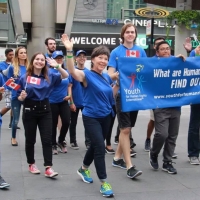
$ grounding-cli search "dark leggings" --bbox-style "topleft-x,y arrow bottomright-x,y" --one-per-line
105,105 -> 116,146
50,101 -> 70,145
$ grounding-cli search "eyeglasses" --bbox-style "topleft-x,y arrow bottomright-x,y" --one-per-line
159,47 -> 170,51
77,55 -> 86,58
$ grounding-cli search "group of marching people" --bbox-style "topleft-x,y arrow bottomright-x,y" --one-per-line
0,23 -> 200,198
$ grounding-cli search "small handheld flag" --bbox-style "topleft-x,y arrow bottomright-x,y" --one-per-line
5,79 -> 20,90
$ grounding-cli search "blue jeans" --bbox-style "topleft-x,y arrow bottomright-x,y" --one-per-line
82,114 -> 112,182
11,98 -> 22,138
188,104 -> 200,157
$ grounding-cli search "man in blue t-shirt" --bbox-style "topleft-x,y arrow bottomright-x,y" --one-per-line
149,41 -> 183,174
0,48 -> 14,129
108,23 -> 146,179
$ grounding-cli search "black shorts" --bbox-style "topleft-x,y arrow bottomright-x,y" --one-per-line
116,94 -> 138,128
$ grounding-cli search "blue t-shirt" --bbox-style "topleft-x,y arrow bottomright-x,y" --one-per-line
190,50 -> 195,57
108,44 -> 147,71
82,70 -> 113,118
7,65 -> 27,100
71,66 -> 88,108
18,71 -> 61,101
102,72 -> 115,106
0,73 -> 4,126
0,61 -> 12,90
49,68 -> 71,103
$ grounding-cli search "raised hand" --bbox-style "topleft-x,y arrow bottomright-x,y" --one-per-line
61,34 -> 73,50
46,57 -> 59,68
183,37 -> 192,52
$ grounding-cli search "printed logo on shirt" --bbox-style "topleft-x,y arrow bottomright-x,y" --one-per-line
27,76 -> 41,85
126,50 -> 140,57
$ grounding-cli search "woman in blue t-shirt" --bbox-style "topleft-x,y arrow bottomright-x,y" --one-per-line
61,34 -> 119,197
49,50 -> 71,155
7,46 -> 29,146
17,52 -> 68,178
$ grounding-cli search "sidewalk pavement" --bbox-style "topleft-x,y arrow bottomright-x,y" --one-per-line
1,105 -> 200,200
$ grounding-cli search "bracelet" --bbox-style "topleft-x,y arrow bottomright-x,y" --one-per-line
67,50 -> 73,53
66,55 -> 73,58
55,65 -> 60,69
69,101 -> 74,105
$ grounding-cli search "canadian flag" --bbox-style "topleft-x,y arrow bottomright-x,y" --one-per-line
126,50 -> 140,57
5,79 -> 20,90
27,76 -> 41,85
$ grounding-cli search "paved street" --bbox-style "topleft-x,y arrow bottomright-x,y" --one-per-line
0,104 -> 200,200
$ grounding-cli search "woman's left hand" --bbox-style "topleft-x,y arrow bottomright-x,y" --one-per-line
46,57 -> 59,68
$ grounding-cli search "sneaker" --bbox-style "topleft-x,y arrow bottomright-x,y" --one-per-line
70,142 -> 79,150
0,176 -> 10,189
57,142 -> 67,153
149,151 -> 159,170
172,152 -> 178,159
162,162 -> 177,174
29,164 -> 40,174
63,140 -> 67,146
100,182 -> 114,197
189,157 -> 200,165
112,158 -> 126,169
77,167 -> 93,183
130,148 -> 137,157
45,167 -> 58,178
52,145 -> 58,155
144,139 -> 151,152
105,147 -> 115,154
127,166 -> 142,179
114,140 -> 119,145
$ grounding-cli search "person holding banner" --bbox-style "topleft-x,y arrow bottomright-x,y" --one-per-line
187,45 -> 200,165
17,52 -> 68,178
7,46 -> 29,146
108,23 -> 146,179
149,41 -> 185,174
61,33 -> 118,197
49,50 -> 71,155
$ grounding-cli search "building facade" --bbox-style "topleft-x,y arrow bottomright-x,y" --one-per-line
0,0 -> 199,59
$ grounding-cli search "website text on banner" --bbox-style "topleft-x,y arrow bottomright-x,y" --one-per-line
118,57 -> 200,112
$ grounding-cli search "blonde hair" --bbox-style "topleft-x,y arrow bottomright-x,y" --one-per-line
13,46 -> 29,77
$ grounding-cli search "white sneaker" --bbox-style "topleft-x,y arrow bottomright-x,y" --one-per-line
189,157 -> 200,165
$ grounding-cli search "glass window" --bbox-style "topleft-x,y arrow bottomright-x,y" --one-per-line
0,0 -> 7,14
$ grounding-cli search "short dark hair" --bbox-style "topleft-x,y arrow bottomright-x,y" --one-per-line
154,37 -> 165,45
44,37 -> 56,45
91,46 -> 110,68
156,41 -> 170,51
5,48 -> 13,55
